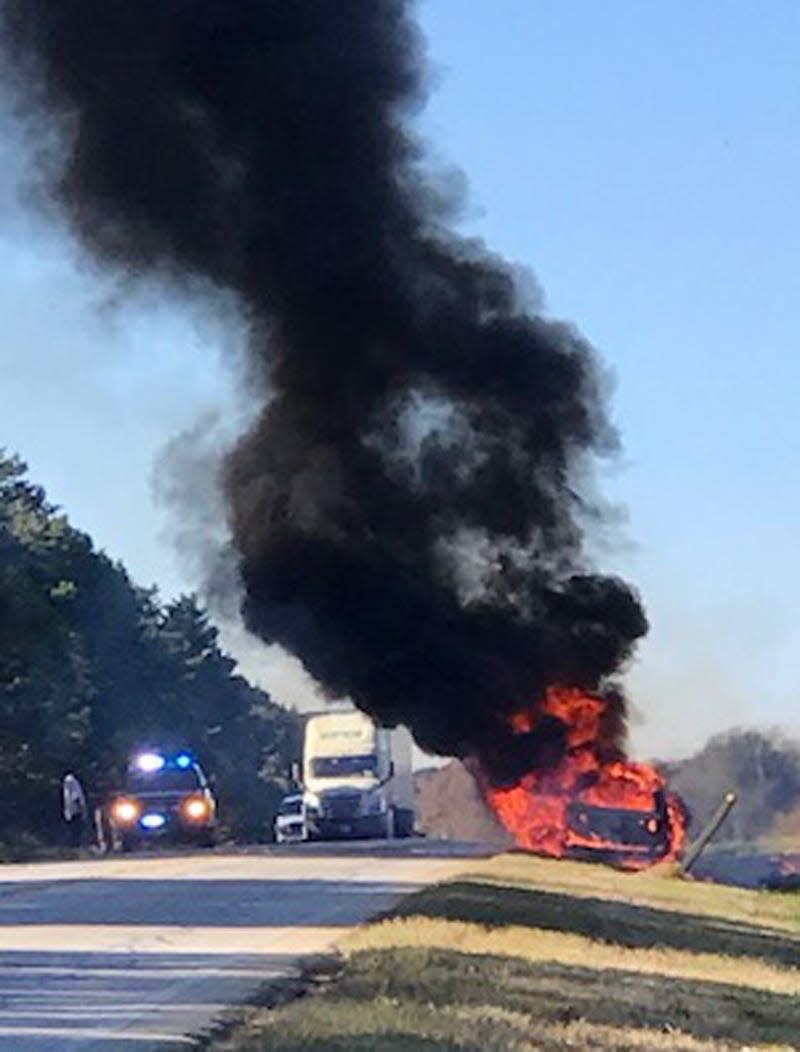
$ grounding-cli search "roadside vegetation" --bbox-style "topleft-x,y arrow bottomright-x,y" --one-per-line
665,730 -> 800,843
0,451 -> 300,849
202,854 -> 799,1052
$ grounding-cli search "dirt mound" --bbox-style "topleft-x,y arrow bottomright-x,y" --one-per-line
415,761 -> 513,848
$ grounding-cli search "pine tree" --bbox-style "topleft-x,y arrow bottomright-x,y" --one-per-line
0,451 -> 300,845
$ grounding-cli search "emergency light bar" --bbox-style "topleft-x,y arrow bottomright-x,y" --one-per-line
135,752 -> 166,773
132,750 -> 195,773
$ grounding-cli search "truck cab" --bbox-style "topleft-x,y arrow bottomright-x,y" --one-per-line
302,710 -> 414,840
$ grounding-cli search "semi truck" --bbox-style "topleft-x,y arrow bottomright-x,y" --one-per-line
301,709 -> 414,840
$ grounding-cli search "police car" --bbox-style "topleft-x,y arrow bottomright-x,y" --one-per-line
107,750 -> 218,851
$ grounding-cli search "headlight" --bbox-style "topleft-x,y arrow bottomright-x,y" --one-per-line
183,795 -> 211,822
304,795 -> 320,814
364,793 -> 386,815
111,798 -> 140,825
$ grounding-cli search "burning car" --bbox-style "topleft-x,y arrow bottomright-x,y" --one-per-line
564,789 -> 672,864
485,687 -> 687,868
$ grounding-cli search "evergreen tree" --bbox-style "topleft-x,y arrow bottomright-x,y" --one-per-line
0,453 -> 90,836
158,595 -> 300,839
0,451 -> 299,844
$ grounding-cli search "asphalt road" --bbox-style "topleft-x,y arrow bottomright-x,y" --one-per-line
0,840 -> 489,1050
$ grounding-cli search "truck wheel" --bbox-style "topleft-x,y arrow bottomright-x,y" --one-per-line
384,809 -> 395,840
394,809 -> 415,838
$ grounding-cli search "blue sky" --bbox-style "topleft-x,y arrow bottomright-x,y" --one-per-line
2,2 -> 799,759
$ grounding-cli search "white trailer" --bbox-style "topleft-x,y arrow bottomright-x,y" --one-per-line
301,709 -> 414,840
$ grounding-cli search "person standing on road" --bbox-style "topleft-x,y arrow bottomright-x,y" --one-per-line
62,772 -> 87,848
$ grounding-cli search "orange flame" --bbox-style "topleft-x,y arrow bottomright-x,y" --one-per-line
485,686 -> 687,868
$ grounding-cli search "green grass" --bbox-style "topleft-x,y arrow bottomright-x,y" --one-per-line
199,855 -> 800,1052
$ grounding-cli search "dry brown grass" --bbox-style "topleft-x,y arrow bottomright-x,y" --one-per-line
469,853 -> 800,933
200,854 -> 800,1052
342,915 -> 799,995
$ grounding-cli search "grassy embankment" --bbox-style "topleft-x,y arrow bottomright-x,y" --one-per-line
0,840 -> 82,864
201,854 -> 800,1052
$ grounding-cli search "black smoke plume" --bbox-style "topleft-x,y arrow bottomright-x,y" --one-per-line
1,1 -> 647,780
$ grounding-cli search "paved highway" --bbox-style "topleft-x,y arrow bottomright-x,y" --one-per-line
0,841 -> 488,1050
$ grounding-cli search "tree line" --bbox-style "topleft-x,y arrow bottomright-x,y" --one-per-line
0,451 -> 300,847
5,444 -> 797,852
665,727 -> 800,843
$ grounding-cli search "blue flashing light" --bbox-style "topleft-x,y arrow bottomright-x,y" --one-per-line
174,752 -> 193,769
141,813 -> 167,830
136,752 -> 165,773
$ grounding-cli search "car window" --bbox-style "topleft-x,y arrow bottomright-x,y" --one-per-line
127,768 -> 202,793
311,754 -> 378,778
